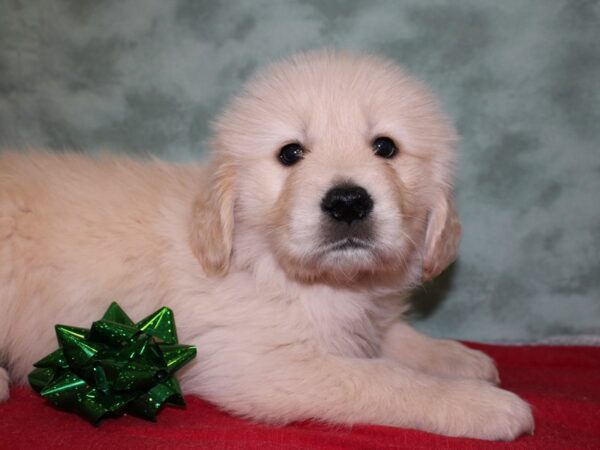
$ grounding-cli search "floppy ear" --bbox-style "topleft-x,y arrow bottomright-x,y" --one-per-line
189,156 -> 235,276
422,193 -> 461,282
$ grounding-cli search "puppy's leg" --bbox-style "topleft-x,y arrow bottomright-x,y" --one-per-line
0,367 -> 9,402
381,322 -> 499,383
185,347 -> 532,440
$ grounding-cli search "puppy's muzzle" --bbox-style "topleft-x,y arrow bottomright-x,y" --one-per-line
321,184 -> 374,225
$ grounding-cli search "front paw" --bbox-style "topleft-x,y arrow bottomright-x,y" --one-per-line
423,340 -> 500,384
436,380 -> 534,441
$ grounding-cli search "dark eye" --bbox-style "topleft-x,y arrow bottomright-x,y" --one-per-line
278,143 -> 304,166
372,136 -> 398,159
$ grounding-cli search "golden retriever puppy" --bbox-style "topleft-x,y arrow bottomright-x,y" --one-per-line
0,51 -> 533,440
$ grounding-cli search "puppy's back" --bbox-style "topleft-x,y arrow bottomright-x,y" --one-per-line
0,151 -> 202,259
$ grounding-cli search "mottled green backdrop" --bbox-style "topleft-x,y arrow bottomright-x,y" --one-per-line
1,0 -> 598,341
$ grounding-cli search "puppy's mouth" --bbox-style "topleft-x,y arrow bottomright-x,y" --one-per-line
316,216 -> 377,258
319,237 -> 372,254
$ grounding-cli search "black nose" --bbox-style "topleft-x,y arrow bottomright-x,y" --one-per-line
321,184 -> 374,224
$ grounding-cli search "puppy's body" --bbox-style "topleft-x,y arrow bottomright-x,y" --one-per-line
0,52 -> 533,440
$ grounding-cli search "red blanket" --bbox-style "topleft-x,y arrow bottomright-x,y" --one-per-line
1,344 -> 599,449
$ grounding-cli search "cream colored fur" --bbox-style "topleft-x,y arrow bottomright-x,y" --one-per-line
0,51 -> 533,440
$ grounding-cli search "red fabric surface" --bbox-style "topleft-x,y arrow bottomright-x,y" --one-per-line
1,343 -> 599,449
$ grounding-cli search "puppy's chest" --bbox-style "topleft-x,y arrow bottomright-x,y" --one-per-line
295,297 -> 388,358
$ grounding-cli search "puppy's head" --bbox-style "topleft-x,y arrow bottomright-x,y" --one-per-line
192,51 -> 460,286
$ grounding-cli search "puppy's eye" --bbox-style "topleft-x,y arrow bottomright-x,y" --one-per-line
372,136 -> 398,159
278,143 -> 304,166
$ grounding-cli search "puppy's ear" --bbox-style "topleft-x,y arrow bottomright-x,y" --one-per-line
422,193 -> 461,282
190,156 -> 235,276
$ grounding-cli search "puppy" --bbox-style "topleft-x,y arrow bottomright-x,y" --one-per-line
0,51 -> 533,440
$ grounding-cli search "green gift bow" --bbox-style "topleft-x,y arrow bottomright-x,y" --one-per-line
28,302 -> 196,424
